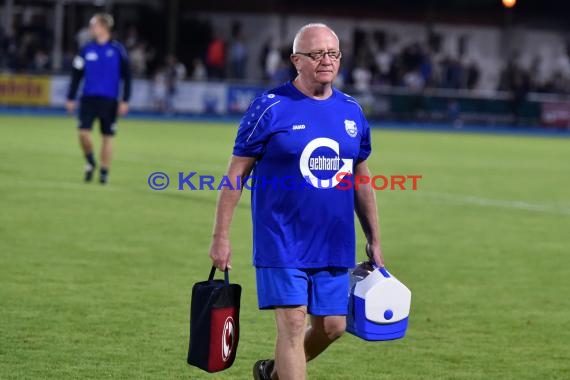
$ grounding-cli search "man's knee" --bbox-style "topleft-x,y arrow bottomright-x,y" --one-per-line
276,307 -> 307,340
322,317 -> 346,341
102,135 -> 113,146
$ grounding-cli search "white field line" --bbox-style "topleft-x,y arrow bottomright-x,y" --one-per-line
417,191 -> 570,216
0,179 -> 121,192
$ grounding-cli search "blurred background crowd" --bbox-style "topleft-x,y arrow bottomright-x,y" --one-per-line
1,0 -> 570,95
1,0 -> 570,126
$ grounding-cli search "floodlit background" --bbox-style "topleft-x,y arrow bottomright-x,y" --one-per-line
0,1 -> 569,379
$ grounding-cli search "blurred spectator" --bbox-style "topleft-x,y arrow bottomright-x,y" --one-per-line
130,42 -> 148,77
206,30 -> 226,79
191,58 -> 207,81
335,40 -> 354,89
228,22 -> 248,80
374,47 -> 392,85
403,70 -> 425,90
167,54 -> 186,81
267,47 -> 295,85
76,26 -> 91,48
529,56 -> 545,92
61,49 -> 75,72
32,49 -> 50,72
124,25 -> 139,50
499,53 -> 531,124
0,26 -> 6,67
371,31 -> 392,85
153,67 -> 168,112
440,56 -> 464,89
465,60 -> 480,90
259,38 -> 271,79
352,59 -> 372,92
448,100 -> 463,128
419,51 -> 433,87
264,38 -> 282,81
153,54 -> 186,113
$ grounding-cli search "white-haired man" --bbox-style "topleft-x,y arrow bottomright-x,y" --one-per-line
209,23 -> 384,380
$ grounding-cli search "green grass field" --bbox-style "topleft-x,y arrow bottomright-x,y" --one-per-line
1,115 -> 569,379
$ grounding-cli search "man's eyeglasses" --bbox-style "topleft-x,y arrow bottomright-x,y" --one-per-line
295,50 -> 342,61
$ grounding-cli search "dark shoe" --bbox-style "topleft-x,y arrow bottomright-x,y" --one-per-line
99,169 -> 108,184
84,164 -> 95,182
253,359 -> 274,380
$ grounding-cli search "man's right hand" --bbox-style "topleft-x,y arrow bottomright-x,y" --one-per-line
208,156 -> 256,272
209,236 -> 232,271
66,100 -> 76,114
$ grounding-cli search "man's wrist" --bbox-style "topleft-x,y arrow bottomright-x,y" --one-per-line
212,233 -> 230,240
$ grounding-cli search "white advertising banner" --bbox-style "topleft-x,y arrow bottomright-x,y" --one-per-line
49,76 -> 227,114
171,82 -> 227,114
49,75 -> 69,107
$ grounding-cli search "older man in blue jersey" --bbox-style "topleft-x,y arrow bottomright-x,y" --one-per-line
209,23 -> 384,380
66,13 -> 131,184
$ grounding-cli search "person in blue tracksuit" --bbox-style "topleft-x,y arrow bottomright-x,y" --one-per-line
66,13 -> 131,184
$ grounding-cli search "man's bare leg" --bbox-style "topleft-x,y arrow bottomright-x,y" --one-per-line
272,306 -> 308,380
100,135 -> 113,183
79,129 -> 96,181
79,129 -> 93,154
304,315 -> 346,362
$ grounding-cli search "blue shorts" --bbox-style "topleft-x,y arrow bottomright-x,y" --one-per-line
255,267 -> 349,316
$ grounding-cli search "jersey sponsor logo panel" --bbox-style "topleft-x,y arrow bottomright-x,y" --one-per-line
299,137 -> 353,189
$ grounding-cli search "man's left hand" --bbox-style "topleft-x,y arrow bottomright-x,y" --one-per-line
118,102 -> 129,116
366,242 -> 385,267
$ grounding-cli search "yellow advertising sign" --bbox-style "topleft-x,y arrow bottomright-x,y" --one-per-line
0,74 -> 51,106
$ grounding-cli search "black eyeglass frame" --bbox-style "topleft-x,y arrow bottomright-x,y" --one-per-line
294,50 -> 342,61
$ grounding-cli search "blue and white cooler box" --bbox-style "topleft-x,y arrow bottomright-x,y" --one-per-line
347,263 -> 412,341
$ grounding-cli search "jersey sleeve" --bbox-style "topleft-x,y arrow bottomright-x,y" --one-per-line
117,43 -> 132,102
357,112 -> 372,162
232,96 -> 279,157
66,48 -> 86,100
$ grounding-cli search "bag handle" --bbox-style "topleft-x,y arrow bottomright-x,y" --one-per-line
208,266 -> 229,285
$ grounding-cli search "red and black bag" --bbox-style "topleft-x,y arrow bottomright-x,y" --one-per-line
187,267 -> 241,373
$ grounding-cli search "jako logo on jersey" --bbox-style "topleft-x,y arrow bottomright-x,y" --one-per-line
221,316 -> 235,362
345,119 -> 358,137
292,124 -> 306,130
299,138 -> 353,189
85,52 -> 98,61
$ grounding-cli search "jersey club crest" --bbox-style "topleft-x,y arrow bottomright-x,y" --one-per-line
344,119 -> 358,137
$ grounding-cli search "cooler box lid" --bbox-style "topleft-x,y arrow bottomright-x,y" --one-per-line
353,267 -> 412,324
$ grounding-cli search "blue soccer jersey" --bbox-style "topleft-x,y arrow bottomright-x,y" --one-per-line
67,40 -> 131,101
233,82 -> 372,269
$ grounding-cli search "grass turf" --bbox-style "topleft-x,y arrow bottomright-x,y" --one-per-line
0,115 -> 569,379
